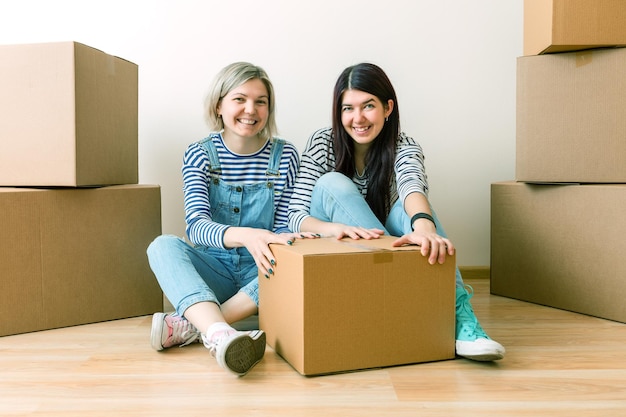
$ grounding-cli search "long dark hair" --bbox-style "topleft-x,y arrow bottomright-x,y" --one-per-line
332,63 -> 400,223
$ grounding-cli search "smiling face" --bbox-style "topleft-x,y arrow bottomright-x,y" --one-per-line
217,78 -> 269,144
340,89 -> 394,148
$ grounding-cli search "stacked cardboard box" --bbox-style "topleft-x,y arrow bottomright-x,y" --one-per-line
491,1 -> 626,323
0,42 -> 163,336
523,0 -> 626,56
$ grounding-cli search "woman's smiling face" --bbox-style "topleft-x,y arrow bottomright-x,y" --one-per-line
217,78 -> 269,141
340,89 -> 393,146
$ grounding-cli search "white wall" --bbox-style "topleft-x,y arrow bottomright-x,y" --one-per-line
1,0 -> 522,266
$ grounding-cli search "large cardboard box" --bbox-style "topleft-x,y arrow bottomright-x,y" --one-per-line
0,41 -> 138,187
524,0 -> 626,56
259,236 -> 456,376
491,181 -> 626,324
516,48 -> 626,183
0,185 -> 163,336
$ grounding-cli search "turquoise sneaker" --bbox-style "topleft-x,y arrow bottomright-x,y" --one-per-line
455,285 -> 505,361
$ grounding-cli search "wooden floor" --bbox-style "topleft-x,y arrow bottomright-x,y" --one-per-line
2,278 -> 626,416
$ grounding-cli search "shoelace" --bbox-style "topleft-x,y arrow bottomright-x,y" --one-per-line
170,318 -> 200,347
457,285 -> 488,339
457,286 -> 479,333
202,330 -> 236,357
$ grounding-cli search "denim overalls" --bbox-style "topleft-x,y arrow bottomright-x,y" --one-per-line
147,137 -> 285,317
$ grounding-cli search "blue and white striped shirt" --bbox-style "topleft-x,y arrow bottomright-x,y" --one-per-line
287,127 -> 429,232
183,133 -> 300,248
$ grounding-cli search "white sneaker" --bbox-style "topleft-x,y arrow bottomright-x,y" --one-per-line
202,330 -> 266,376
456,338 -> 505,362
150,312 -> 200,351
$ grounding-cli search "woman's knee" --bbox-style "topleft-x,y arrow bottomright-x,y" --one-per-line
314,172 -> 357,194
147,234 -> 185,258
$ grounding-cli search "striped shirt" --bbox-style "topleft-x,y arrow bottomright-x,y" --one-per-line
183,133 -> 299,248
287,127 -> 429,232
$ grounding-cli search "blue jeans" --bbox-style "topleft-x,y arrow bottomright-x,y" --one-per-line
310,172 -> 464,288
147,236 -> 259,316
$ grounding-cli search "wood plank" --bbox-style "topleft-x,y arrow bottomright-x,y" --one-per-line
1,278 -> 626,416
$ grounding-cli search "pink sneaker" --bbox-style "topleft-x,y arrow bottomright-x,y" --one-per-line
150,312 -> 200,351
202,330 -> 266,376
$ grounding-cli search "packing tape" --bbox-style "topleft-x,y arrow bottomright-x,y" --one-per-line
372,252 -> 393,264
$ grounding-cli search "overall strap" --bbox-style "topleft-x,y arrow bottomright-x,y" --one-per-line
266,138 -> 285,177
197,136 -> 221,173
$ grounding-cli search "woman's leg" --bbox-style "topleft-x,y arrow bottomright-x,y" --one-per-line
147,235 -> 238,316
310,172 -> 387,231
147,235 -> 265,375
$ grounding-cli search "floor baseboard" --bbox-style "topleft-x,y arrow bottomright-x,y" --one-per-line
459,266 -> 490,280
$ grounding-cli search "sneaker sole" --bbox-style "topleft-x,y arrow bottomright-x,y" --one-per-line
457,351 -> 505,361
455,341 -> 505,362
150,312 -> 167,351
218,331 -> 267,376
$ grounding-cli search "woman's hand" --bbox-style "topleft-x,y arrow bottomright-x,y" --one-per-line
325,223 -> 385,240
392,224 -> 455,265
222,228 -> 291,278
224,228 -> 322,279
299,216 -> 384,241
337,225 -> 385,240
398,194 -> 455,264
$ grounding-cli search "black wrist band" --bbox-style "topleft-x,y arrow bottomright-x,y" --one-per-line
410,212 -> 435,231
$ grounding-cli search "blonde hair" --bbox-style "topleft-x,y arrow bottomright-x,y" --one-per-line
204,62 -> 278,139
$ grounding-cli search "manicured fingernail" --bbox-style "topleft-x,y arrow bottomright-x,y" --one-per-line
268,268 -> 274,275
315,234 -> 321,237
270,259 -> 276,266
287,240 -> 293,245
264,274 -> 269,279
300,234 -> 305,238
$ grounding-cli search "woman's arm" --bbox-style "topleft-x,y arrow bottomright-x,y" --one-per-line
391,134 -> 454,264
271,141 -> 300,234
182,142 -> 229,248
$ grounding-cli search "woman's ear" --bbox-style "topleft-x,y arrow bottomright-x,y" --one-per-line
385,99 -> 394,118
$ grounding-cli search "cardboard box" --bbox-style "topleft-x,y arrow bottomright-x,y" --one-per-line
0,41 -> 138,187
524,0 -> 626,55
259,236 -> 456,376
491,181 -> 626,324
516,48 -> 626,183
0,185 -> 163,336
